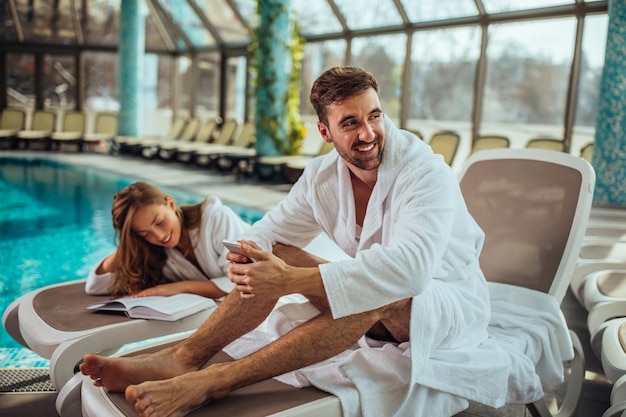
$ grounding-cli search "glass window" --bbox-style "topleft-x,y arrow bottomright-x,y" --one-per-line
299,39 -> 347,153
195,52 -> 221,119
350,34 -> 408,122
572,14 -> 609,155
482,0 -> 574,14
291,0 -> 342,36
333,0 -> 403,31
176,56 -> 193,112
6,53 -> 35,110
83,0 -> 119,46
224,56 -> 248,121
408,26 -> 481,143
399,0 -> 477,22
300,39 -> 347,119
83,52 -> 119,112
15,0 -> 77,43
481,18 -> 577,145
156,55 -> 173,109
43,54 -> 76,111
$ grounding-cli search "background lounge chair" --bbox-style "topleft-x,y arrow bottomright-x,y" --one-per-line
428,130 -> 460,166
17,109 -> 56,150
50,111 -> 86,152
83,112 -> 118,152
0,108 -> 26,149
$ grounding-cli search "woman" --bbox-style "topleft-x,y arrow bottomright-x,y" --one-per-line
85,181 -> 250,298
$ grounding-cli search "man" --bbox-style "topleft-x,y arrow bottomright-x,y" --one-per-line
81,67 -> 508,417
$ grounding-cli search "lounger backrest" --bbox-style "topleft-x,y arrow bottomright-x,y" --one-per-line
429,131 -> 460,166
318,140 -> 335,156
168,116 -> 187,139
526,137 -> 565,152
458,148 -> 595,302
179,118 -> 201,142
232,122 -> 255,147
580,142 -> 593,164
470,135 -> 510,155
62,111 -> 85,133
214,119 -> 239,145
1,108 -> 26,130
195,119 -> 218,144
94,113 -> 118,135
31,110 -> 56,131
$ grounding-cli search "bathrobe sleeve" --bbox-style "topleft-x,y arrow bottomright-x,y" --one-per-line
85,258 -> 115,295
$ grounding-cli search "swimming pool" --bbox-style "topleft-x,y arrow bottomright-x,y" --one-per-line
0,157 -> 264,366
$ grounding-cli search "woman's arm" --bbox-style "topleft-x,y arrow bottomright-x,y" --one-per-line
131,280 -> 228,299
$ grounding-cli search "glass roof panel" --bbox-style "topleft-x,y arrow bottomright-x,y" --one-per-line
291,0 -> 342,36
15,0 -> 77,44
191,0 -> 250,44
482,0 -> 574,14
399,0 -> 477,22
158,0 -> 215,47
83,0 -> 120,46
0,1 -> 17,41
145,12 -> 169,50
333,0 -> 403,31
231,0 -> 258,27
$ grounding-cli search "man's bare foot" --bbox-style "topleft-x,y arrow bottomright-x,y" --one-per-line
80,350 -> 194,392
125,364 -> 233,417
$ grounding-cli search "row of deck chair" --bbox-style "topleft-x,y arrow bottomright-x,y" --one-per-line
2,147 -> 595,417
114,117 -> 257,166
565,207 -> 626,417
424,130 -> 591,169
0,108 -> 118,152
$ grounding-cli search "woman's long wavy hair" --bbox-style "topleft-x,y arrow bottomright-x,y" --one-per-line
110,182 -> 203,295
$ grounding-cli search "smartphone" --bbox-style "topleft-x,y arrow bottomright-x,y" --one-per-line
222,239 -> 255,262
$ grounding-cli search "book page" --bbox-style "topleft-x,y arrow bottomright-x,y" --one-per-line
87,293 -> 216,321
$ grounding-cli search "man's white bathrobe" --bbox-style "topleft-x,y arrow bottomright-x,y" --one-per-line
238,116 -> 513,416
85,196 -> 250,295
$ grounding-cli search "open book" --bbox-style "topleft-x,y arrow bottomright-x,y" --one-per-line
87,293 -> 217,321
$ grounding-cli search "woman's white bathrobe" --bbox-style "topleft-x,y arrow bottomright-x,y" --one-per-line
85,196 -> 250,295
238,116 -> 512,416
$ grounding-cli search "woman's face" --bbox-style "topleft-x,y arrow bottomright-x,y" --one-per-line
131,198 -> 181,248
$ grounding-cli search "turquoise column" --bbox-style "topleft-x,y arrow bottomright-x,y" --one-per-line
593,0 -> 626,206
118,0 -> 144,136
254,0 -> 291,157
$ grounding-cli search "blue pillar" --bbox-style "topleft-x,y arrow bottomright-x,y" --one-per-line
593,0 -> 626,206
254,0 -> 291,157
118,0 -> 144,136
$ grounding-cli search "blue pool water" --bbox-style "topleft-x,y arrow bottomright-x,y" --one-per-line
0,157 -> 264,365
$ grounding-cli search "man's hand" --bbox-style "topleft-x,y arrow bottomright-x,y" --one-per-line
227,240 -> 291,299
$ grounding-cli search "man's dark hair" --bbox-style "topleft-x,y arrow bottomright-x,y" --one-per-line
309,66 -> 379,125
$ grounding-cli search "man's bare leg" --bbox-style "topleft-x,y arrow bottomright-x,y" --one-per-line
80,290 -> 278,392
125,298 -> 412,417
80,245 -> 328,392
